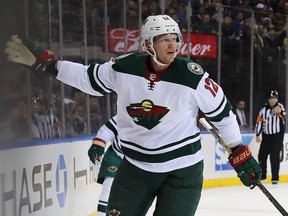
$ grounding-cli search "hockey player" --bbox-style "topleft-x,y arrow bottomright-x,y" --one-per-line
88,115 -> 123,216
5,15 -> 261,216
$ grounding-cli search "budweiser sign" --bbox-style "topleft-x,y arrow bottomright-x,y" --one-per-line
108,28 -> 217,59
179,33 -> 217,58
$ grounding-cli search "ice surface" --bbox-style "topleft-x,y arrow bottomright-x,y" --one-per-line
146,183 -> 288,216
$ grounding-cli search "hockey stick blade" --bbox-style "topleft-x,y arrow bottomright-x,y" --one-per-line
199,117 -> 288,216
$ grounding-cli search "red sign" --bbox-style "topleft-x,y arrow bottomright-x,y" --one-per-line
179,33 -> 217,58
108,28 -> 217,59
108,28 -> 141,53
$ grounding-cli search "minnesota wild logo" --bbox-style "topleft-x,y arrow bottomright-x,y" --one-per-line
107,166 -> 118,172
126,100 -> 169,130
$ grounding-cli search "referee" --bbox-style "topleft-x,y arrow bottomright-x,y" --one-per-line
255,90 -> 286,185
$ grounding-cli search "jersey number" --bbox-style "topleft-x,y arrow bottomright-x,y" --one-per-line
204,78 -> 218,97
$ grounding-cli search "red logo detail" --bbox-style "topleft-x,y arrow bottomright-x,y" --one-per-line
229,146 -> 252,167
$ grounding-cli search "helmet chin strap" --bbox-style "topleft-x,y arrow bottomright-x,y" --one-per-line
152,55 -> 169,67
144,46 -> 167,67
144,41 -> 181,68
149,47 -> 179,67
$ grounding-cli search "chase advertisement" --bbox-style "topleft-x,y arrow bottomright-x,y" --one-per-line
1,134 -> 288,216
0,139 -> 100,216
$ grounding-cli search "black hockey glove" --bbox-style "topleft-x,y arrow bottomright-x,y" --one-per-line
88,138 -> 106,164
5,35 -> 57,77
229,144 -> 262,188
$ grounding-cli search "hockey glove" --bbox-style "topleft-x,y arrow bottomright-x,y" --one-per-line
5,35 -> 57,77
88,138 -> 106,164
229,144 -> 262,188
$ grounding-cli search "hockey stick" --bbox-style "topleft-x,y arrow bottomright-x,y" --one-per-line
199,118 -> 288,216
199,118 -> 232,154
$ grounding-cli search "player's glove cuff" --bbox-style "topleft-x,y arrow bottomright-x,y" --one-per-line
88,138 -> 106,164
229,144 -> 262,188
92,138 -> 106,148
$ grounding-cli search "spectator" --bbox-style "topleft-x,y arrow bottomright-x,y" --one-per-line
193,13 -> 217,34
66,104 -> 88,137
191,6 -> 206,31
204,0 -> 221,19
31,96 -> 53,139
231,11 -> 244,38
49,102 -> 63,138
141,0 -> 150,21
126,0 -> 139,28
233,99 -> 249,130
221,15 -> 240,57
283,2 -> 288,15
147,0 -> 161,16
107,0 -> 123,27
263,25 -> 282,48
273,16 -> 287,45
89,97 -> 103,133
254,3 -> 270,28
262,17 -> 272,33
177,2 -> 188,31
166,0 -> 187,31
271,0 -> 284,14
238,0 -> 254,19
241,18 -> 264,50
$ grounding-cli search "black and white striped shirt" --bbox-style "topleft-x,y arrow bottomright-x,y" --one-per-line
255,102 -> 286,136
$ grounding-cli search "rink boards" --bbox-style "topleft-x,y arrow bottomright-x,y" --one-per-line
0,133 -> 288,216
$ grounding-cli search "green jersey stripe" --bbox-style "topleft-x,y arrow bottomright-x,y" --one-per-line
120,132 -> 200,152
205,96 -> 226,117
105,118 -> 118,137
208,101 -> 232,122
87,64 -> 112,94
122,140 -> 201,163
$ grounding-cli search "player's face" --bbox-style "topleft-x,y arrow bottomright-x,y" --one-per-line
153,34 -> 178,64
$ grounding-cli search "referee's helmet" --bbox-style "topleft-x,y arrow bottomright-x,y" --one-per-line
268,90 -> 278,99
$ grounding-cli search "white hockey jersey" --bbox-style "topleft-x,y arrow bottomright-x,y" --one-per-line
96,115 -> 123,159
57,53 -> 242,173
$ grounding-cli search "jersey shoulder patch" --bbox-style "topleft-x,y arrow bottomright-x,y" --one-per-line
161,57 -> 205,89
187,62 -> 204,75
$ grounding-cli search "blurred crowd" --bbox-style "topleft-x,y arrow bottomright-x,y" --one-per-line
1,0 -> 288,144
47,0 -> 288,48
0,70 -> 115,143
26,0 -> 288,47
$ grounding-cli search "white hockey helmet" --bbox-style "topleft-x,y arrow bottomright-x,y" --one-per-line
141,15 -> 183,66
